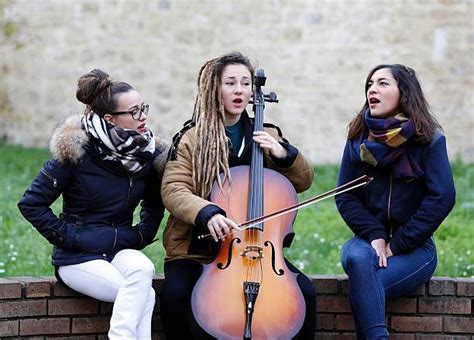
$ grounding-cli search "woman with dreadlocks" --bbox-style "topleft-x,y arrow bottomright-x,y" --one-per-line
336,64 -> 455,338
159,51 -> 316,339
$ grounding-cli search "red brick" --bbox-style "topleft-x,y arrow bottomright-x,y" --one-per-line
391,316 -> 442,332
0,300 -> 47,318
416,335 -> 470,340
16,276 -> 51,298
335,314 -> 355,331
0,278 -> 22,299
317,296 -> 351,312
20,318 -> 70,335
389,335 -> 415,340
0,320 -> 18,337
386,298 -> 417,313
418,297 -> 471,314
312,275 -> 338,294
51,280 -> 81,297
456,278 -> 474,297
100,301 -> 114,314
315,313 -> 334,330
312,332 -> 354,339
443,316 -> 474,333
429,277 -> 456,296
46,336 -> 96,340
403,282 -> 426,296
48,298 -> 99,315
72,316 -> 110,334
339,276 -> 349,295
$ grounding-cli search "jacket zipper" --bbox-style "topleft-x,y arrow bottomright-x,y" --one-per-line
111,176 -> 134,226
40,168 -> 58,187
388,173 -> 393,238
126,177 -> 133,206
110,176 -> 134,253
111,226 -> 118,253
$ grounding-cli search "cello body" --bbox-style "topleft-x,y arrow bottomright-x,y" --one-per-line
191,165 -> 306,339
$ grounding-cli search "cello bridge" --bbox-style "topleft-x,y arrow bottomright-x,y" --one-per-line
240,246 -> 263,260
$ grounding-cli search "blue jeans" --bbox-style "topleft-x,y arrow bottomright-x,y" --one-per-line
341,236 -> 437,339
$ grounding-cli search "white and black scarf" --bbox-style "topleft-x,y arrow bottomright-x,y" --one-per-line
81,112 -> 155,173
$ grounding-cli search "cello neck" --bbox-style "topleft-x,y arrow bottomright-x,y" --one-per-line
248,69 -> 266,224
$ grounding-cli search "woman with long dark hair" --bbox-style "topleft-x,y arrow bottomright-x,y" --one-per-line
336,64 -> 456,339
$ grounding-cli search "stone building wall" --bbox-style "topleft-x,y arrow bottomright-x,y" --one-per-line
1,0 -> 473,163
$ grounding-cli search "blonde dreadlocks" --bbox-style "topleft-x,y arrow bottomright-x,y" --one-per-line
191,52 -> 255,198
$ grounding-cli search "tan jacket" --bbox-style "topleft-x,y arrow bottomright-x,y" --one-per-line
161,120 -> 314,263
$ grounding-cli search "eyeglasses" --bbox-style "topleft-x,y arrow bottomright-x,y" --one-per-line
113,103 -> 149,120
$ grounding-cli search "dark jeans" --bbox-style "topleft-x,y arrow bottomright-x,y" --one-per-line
159,258 -> 316,339
341,237 -> 437,339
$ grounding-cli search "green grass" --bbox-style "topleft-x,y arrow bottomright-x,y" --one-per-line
1,144 -> 473,278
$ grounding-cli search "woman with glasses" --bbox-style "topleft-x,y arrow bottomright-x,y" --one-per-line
18,69 -> 168,339
336,64 -> 456,339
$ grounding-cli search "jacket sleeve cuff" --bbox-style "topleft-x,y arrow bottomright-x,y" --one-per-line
388,238 -> 405,255
269,142 -> 298,168
194,204 -> 226,233
63,224 -> 78,249
115,227 -> 141,251
366,229 -> 388,243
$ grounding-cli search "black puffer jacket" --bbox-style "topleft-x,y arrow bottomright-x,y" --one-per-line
18,115 -> 169,266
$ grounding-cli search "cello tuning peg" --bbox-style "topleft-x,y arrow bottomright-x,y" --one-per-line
249,92 -> 279,104
264,92 -> 278,103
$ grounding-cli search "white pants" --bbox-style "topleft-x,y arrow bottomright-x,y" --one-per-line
58,249 -> 156,340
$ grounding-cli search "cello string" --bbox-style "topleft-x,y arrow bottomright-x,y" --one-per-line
257,157 -> 263,283
251,145 -> 260,283
250,90 -> 265,283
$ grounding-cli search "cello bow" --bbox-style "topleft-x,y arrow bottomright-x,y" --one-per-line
198,174 -> 372,240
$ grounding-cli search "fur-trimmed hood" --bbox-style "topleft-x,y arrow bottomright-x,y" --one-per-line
49,115 -> 170,177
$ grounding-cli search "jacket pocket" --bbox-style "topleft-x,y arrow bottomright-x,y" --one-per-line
74,226 -> 115,254
163,217 -> 192,256
113,227 -> 140,252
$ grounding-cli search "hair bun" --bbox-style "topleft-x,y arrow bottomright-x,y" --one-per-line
76,69 -> 112,105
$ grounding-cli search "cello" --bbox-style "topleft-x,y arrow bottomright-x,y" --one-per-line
191,69 -> 307,339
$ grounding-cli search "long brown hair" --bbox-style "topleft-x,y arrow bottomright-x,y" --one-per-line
348,64 -> 441,143
192,52 -> 255,198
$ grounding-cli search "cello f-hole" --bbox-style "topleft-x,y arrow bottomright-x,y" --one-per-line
217,237 -> 241,270
264,240 -> 285,276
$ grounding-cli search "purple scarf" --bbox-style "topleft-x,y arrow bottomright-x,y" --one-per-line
350,110 -> 423,179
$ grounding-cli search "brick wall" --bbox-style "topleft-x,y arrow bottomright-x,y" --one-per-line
0,275 -> 472,339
